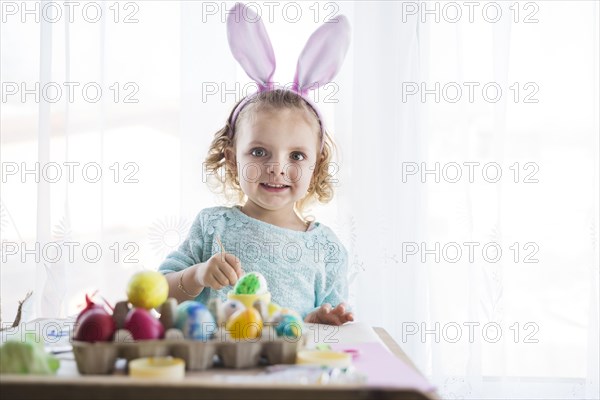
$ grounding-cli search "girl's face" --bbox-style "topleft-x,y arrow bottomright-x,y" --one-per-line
230,107 -> 320,213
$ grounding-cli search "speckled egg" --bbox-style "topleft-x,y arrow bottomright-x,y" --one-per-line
219,300 -> 245,324
233,272 -> 268,295
275,314 -> 303,338
174,301 -> 217,340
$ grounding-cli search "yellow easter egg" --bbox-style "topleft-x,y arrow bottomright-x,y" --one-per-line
225,308 -> 263,340
126,271 -> 169,309
267,302 -> 281,318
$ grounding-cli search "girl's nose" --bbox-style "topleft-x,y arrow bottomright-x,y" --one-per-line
266,157 -> 286,176
267,162 -> 285,176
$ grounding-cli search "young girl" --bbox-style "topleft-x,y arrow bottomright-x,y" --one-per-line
159,3 -> 353,326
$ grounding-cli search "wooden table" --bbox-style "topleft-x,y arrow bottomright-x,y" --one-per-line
1,324 -> 438,400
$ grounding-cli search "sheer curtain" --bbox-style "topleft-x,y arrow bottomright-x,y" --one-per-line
1,1 -> 598,398
342,2 -> 599,398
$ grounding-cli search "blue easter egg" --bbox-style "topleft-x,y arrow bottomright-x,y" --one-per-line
174,301 -> 217,340
275,314 -> 303,338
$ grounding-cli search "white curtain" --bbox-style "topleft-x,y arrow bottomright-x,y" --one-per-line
1,1 -> 598,398
342,2 -> 599,398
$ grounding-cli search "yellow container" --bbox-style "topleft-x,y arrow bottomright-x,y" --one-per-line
129,357 -> 185,380
227,292 -> 271,309
296,350 -> 352,369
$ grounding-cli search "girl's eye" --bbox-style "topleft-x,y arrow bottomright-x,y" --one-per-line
291,152 -> 306,161
251,148 -> 266,157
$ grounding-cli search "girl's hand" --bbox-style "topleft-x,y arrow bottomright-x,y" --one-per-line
304,303 -> 354,326
197,252 -> 243,290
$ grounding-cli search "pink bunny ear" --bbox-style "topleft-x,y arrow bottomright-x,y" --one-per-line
293,15 -> 351,95
227,3 -> 276,90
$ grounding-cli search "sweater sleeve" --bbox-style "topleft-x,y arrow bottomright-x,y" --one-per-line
158,212 -> 205,275
315,239 -> 350,310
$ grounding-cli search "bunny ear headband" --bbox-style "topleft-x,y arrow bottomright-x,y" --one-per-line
226,2 -> 351,152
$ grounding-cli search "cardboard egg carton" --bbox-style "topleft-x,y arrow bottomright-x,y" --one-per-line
72,298 -> 305,375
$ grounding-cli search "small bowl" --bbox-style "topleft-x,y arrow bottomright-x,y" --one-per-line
227,292 -> 271,309
128,356 -> 185,379
296,350 -> 352,368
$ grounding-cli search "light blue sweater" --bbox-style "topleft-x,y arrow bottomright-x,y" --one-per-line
158,206 -> 349,318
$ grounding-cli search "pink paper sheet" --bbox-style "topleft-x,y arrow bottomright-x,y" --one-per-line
330,342 -> 436,392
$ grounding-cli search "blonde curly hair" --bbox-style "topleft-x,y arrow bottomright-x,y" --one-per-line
204,89 -> 338,218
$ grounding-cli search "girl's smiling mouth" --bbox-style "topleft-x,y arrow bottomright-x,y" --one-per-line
260,182 -> 290,191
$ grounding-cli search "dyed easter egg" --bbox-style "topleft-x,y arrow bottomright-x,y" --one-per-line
275,314 -> 303,338
267,302 -> 281,317
263,302 -> 281,323
233,272 -> 268,295
219,300 -> 245,324
124,308 -> 164,340
225,308 -> 263,340
126,271 -> 169,309
174,301 -> 217,340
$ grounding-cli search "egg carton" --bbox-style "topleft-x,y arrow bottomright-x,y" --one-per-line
72,299 -> 306,375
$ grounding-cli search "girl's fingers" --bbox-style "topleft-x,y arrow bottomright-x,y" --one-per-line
234,265 -> 243,278
219,263 -> 239,286
304,312 -> 319,324
223,253 -> 244,280
309,304 -> 353,325
207,277 -> 224,290
332,303 -> 346,315
211,268 -> 230,287
223,253 -> 241,268
320,303 -> 332,314
319,307 -> 341,325
337,312 -> 353,324
329,309 -> 354,325
327,313 -> 343,326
